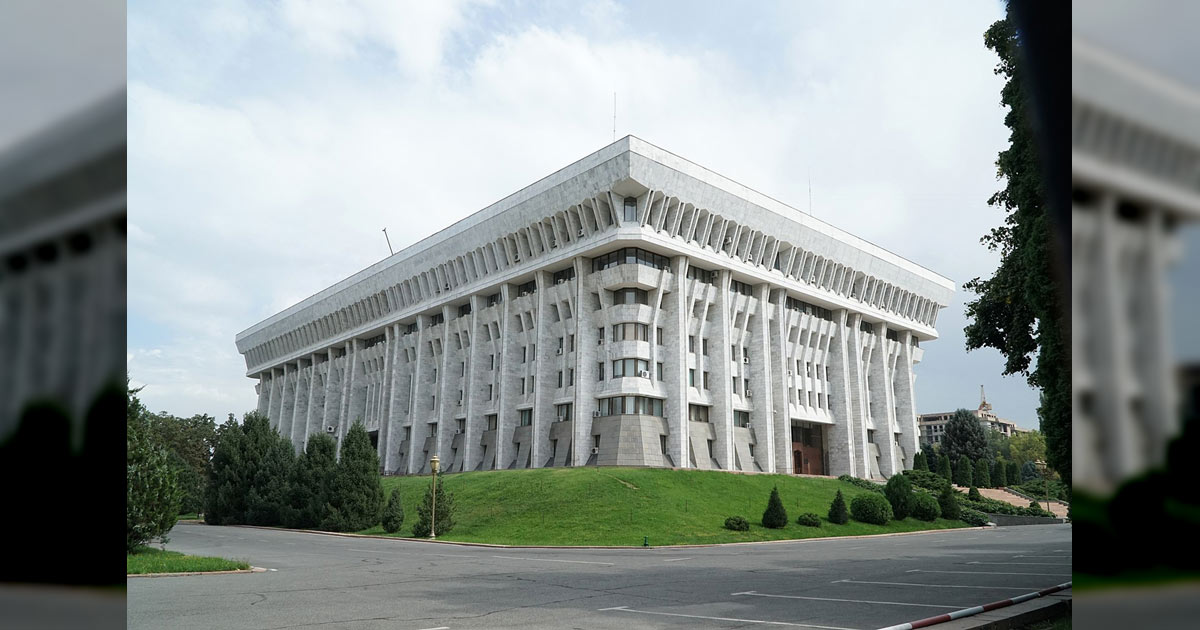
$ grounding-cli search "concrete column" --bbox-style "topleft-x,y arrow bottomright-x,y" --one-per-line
279,363 -> 295,439
840,313 -> 870,477
302,354 -> 319,452
712,270 -> 735,470
320,348 -> 336,437
750,283 -> 775,473
380,326 -> 397,470
531,272 -> 551,468
266,368 -> 279,428
462,299 -> 482,471
572,257 -> 595,467
870,327 -> 898,478
1094,191 -> 1139,481
1140,208 -> 1177,469
769,292 -> 792,474
664,257 -> 690,468
406,318 -> 428,474
338,340 -> 360,453
494,284 -> 515,470
290,360 -> 311,451
256,373 -> 270,416
894,332 -> 919,471
434,304 -> 454,470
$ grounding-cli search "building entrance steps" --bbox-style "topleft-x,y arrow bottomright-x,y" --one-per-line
952,485 -> 1069,517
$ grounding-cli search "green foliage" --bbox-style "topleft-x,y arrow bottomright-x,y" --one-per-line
911,492 -> 941,522
1011,479 -> 1068,501
761,486 -> 789,529
884,474 -> 913,520
796,513 -> 821,527
382,488 -> 406,534
850,493 -> 893,525
1008,431 -> 1047,467
967,9 -> 1070,486
205,416 -> 246,525
204,412 -> 294,526
960,507 -> 989,526
974,459 -> 991,488
838,474 -> 885,493
1020,460 -> 1039,482
1007,461 -> 1021,487
828,489 -> 850,525
938,485 -> 961,520
724,516 -> 750,531
944,409 -> 988,463
322,422 -> 384,532
146,411 -> 217,515
954,456 -> 974,487
968,486 -> 982,501
937,454 -> 952,481
902,469 -> 950,493
127,546 -> 249,575
913,452 -> 928,471
993,459 -> 1008,487
283,433 -> 338,529
127,387 -> 181,553
986,429 -> 1011,462
412,471 -> 455,537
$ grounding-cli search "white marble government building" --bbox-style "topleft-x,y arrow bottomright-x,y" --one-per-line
236,137 -> 952,479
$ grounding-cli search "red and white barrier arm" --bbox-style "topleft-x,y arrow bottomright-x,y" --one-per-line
875,582 -> 1072,630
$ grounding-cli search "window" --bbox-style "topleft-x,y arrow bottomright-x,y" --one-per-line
612,358 -> 650,378
457,418 -> 465,433
553,267 -> 576,283
431,396 -> 436,409
597,395 -> 665,417
623,196 -> 637,222
569,368 -> 575,386
688,369 -> 695,386
785,297 -> 833,321
687,265 -> 715,283
517,281 -> 536,296
886,328 -> 899,341
732,377 -> 738,393
522,346 -> 528,363
661,435 -> 668,454
569,335 -> 575,352
557,336 -> 564,351
702,338 -> 709,356
598,327 -> 605,343
558,371 -> 564,388
731,280 -> 753,296
597,362 -> 605,381
459,303 -> 472,317
806,363 -> 813,377
592,247 -> 670,272
688,336 -> 695,353
860,321 -> 876,334
406,323 -> 418,334
486,292 -> 502,307
744,378 -> 750,393
734,411 -> 750,427
487,384 -> 493,400
818,393 -> 825,408
520,378 -> 526,394
519,409 -> 533,426
612,287 -> 649,305
489,354 -> 495,370
486,414 -> 498,430
656,327 -> 664,345
613,322 -> 650,341
656,362 -> 664,381
703,371 -> 710,390
688,404 -> 710,423
431,313 -> 445,325
432,368 -> 438,383
555,403 -> 572,420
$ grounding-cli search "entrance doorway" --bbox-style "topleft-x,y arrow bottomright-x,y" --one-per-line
791,422 -> 825,475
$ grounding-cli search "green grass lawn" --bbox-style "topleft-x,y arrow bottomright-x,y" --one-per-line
357,467 -> 970,546
177,513 -> 200,521
127,546 -> 249,574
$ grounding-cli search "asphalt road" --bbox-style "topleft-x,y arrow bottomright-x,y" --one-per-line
128,523 -> 1072,630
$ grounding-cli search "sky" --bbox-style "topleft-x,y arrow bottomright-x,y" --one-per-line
118,0 -> 1050,426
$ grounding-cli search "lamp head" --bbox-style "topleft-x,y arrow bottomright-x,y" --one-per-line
430,454 -> 440,473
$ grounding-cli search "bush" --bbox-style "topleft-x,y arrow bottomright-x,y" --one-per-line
938,485 -> 961,520
838,474 -> 885,493
1020,460 -> 1040,482
1028,499 -> 1040,510
955,456 -> 974,487
796,513 -> 821,527
850,493 -> 893,525
411,471 -> 455,537
762,486 -> 788,529
828,490 -> 849,525
321,422 -> 384,532
937,454 -> 952,481
724,516 -> 750,531
968,486 -> 982,501
128,395 -> 181,553
382,488 -> 405,533
902,469 -> 950,493
975,459 -> 991,488
993,459 -> 1008,486
884,474 -> 913,520
911,492 -> 941,521
913,452 -> 928,471
960,508 -> 989,526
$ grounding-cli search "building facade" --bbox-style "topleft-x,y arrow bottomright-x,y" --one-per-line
917,389 -> 1031,448
235,137 -> 953,479
1073,39 -> 1200,493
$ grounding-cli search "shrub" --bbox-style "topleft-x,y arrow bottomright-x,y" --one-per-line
128,396 -> 181,552
838,474 -> 885,493
382,488 -> 405,533
724,516 -> 750,531
1028,499 -> 1040,510
955,456 -> 974,487
411,471 -> 455,537
960,508 -> 989,526
938,485 -> 961,520
937,454 -> 952,481
321,422 -> 384,532
902,469 -> 950,493
913,452 -> 928,471
828,490 -> 850,525
850,493 -> 893,525
884,474 -> 913,520
975,459 -> 991,488
911,492 -> 941,521
993,459 -> 1008,486
796,513 -> 821,527
968,486 -> 982,501
1021,460 -> 1040,482
762,486 -> 788,529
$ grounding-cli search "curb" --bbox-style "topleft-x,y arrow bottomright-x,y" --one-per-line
204,522 -> 999,550
127,566 -> 265,578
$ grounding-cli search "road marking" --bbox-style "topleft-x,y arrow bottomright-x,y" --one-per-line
663,557 -> 693,562
268,568 -> 278,572
597,606 -> 857,629
430,553 -> 476,558
834,579 -> 1039,591
418,627 -> 450,630
492,555 -> 614,566
968,561 -> 1071,566
347,548 -> 376,553
1013,555 -> 1070,559
908,569 -> 1071,577
733,591 -> 956,609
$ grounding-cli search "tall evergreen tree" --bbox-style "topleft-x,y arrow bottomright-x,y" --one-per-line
127,387 -> 181,551
944,409 -> 988,464
938,484 -> 961,520
965,3 -> 1069,485
761,486 -> 789,529
974,459 -> 991,488
955,455 -> 974,487
205,416 -> 248,525
283,433 -> 338,528
937,454 -> 952,481
828,489 -> 849,525
913,452 -> 928,471
322,422 -> 384,532
884,474 -> 913,520
993,459 -> 1009,487
242,414 -> 295,526
1007,461 -> 1021,487
412,470 -> 456,537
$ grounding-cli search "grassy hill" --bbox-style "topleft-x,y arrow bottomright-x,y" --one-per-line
360,467 -> 969,546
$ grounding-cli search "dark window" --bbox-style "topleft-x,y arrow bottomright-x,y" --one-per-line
612,288 -> 649,305
623,196 -> 637,222
592,247 -> 670,272
486,292 -> 502,307
458,303 -> 472,317
553,267 -> 576,284
519,409 -> 533,426
597,395 -> 665,417
430,313 -> 444,326
687,265 -> 715,283
785,297 -> 833,321
860,321 -> 875,334
730,280 -> 753,296
517,281 -> 536,296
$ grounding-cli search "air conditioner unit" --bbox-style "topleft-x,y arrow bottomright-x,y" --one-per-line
457,400 -> 463,406
455,429 -> 463,434
597,338 -> 604,345
556,348 -> 563,355
577,229 -> 585,237
592,410 -> 601,417
787,370 -> 793,376
558,415 -> 569,422
743,357 -> 750,364
591,447 -> 599,454
445,284 -> 451,291
638,370 -> 651,378
556,278 -> 565,285
325,426 -> 336,433
746,390 -> 753,398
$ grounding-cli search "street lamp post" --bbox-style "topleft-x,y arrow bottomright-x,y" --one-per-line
429,455 -> 440,540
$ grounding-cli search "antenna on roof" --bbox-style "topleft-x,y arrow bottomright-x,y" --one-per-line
382,227 -> 394,256
613,92 -> 617,141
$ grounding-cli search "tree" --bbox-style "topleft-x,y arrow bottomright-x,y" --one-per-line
943,409 -> 988,464
761,486 -> 789,529
1007,461 -> 1021,486
884,474 -> 913,520
412,470 -> 456,537
974,459 -> 992,488
828,490 -> 849,524
147,412 -> 217,515
283,433 -> 338,529
955,455 -> 974,487
993,458 -> 1009,487
966,5 -> 1070,485
1020,460 -> 1040,482
938,485 -> 961,520
937,454 -> 952,481
205,416 -> 248,525
322,422 -> 384,532
1009,431 -> 1047,467
986,429 -> 1011,462
241,414 -> 295,526
127,386 -> 180,552
382,488 -> 406,534
913,452 -> 928,471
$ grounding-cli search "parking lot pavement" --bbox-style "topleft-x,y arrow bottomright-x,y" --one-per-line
129,523 -> 1071,629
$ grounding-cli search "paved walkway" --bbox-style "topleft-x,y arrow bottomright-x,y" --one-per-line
956,486 -> 1069,517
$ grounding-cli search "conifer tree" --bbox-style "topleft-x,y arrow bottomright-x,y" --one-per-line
884,473 -> 913,520
938,484 -> 961,520
382,488 -> 405,534
828,489 -> 850,524
974,459 -> 991,489
937,454 -> 952,481
322,422 -> 384,532
955,455 -> 974,487
761,486 -> 788,529
412,470 -> 455,537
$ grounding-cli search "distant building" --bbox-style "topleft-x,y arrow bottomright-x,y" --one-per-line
917,388 -> 1031,448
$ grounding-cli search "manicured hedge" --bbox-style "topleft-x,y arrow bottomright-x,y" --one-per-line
850,493 -> 893,525
910,493 -> 941,522
724,516 -> 749,531
796,513 -> 821,527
